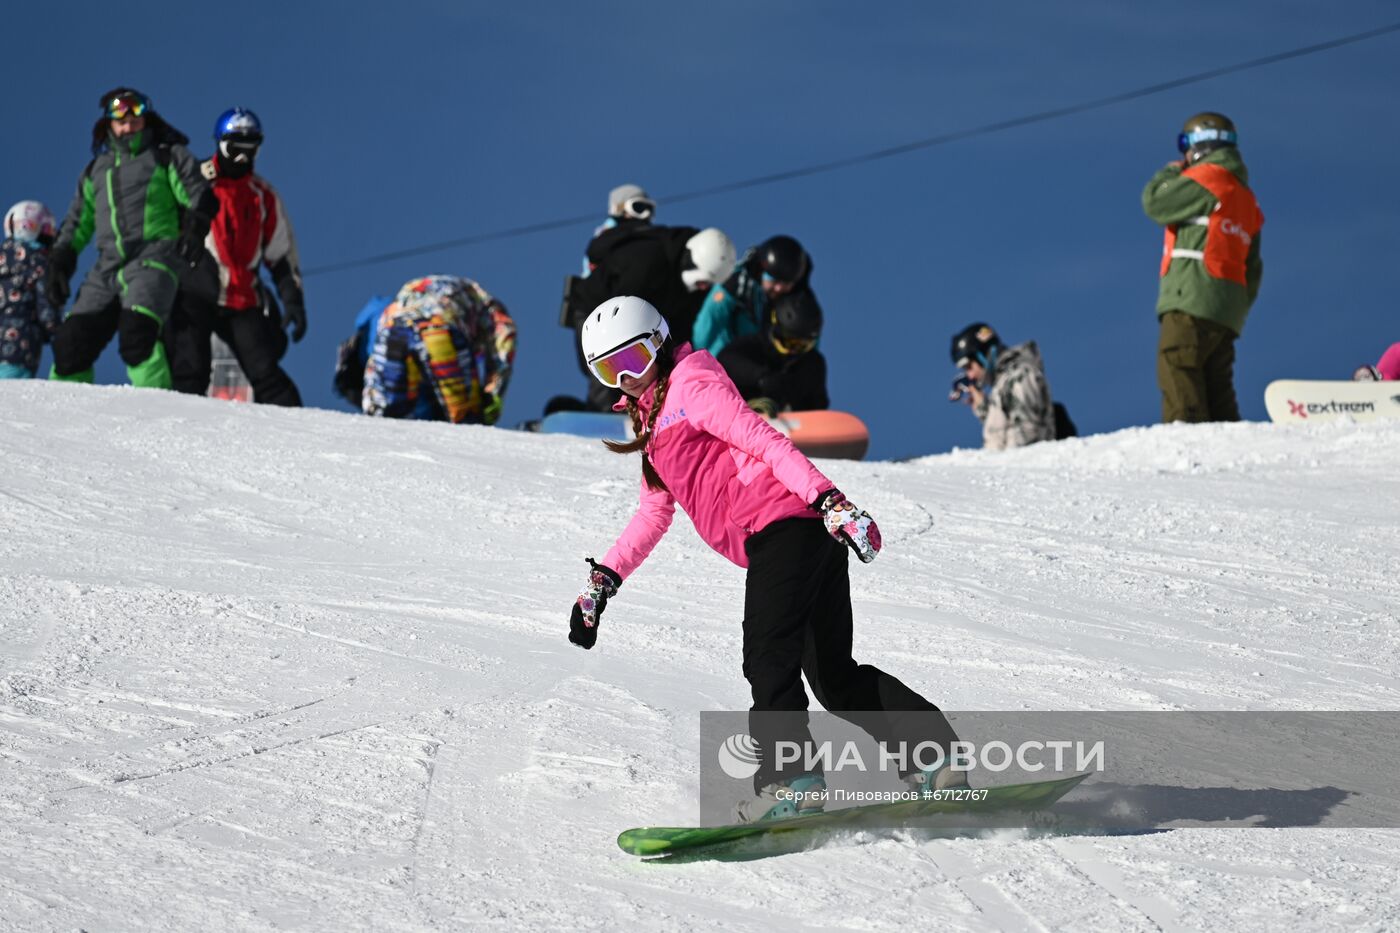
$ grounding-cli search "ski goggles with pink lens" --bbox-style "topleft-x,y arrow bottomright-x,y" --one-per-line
587,331 -> 664,388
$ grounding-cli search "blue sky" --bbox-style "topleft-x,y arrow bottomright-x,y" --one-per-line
6,2 -> 1398,459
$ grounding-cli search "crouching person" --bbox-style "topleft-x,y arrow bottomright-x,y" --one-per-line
363,276 -> 516,424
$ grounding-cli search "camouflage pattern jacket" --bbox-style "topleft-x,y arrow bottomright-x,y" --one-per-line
973,341 -> 1055,451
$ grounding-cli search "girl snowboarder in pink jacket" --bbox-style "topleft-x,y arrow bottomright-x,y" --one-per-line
568,296 -> 963,821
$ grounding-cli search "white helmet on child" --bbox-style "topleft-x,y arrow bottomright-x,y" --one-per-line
4,201 -> 57,244
681,227 -> 737,292
581,296 -> 670,387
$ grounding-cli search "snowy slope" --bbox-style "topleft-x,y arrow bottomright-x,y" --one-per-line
2,382 -> 1398,932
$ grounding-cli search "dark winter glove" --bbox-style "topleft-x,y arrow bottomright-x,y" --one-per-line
813,490 -> 882,564
282,299 -> 307,343
46,244 -> 76,309
177,199 -> 216,266
178,188 -> 218,267
481,392 -> 503,426
569,558 -> 621,650
177,223 -> 206,266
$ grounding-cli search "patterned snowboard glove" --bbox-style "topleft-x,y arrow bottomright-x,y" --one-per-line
813,489 -> 882,564
569,558 -> 621,650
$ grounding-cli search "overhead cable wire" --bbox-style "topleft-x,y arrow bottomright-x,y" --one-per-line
304,20 -> 1400,277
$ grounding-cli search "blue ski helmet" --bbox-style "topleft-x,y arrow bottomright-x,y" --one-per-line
214,107 -> 263,142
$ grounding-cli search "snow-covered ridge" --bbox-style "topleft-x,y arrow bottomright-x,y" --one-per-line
2,383 -> 1398,931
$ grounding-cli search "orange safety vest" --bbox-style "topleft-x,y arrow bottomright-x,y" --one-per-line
1160,162 -> 1263,286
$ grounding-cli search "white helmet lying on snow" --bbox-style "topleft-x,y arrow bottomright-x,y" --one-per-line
680,227 -> 737,292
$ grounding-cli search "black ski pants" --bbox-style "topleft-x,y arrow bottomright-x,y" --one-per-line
51,297 -> 163,376
743,517 -> 961,791
166,294 -> 302,407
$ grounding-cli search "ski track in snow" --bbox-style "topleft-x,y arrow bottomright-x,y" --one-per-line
1,381 -> 1399,931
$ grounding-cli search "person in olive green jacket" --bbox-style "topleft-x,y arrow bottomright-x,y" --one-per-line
1142,112 -> 1263,423
46,88 -> 212,388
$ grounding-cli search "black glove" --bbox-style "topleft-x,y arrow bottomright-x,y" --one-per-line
178,188 -> 218,267
569,558 -> 621,650
46,244 -> 76,309
282,299 -> 307,343
177,222 -> 206,266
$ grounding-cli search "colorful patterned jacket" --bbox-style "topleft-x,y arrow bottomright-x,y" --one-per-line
362,276 -> 516,423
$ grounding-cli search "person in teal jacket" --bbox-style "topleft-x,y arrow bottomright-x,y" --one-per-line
46,87 -> 212,388
691,235 -> 812,357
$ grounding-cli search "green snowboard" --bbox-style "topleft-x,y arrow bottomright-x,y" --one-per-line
618,773 -> 1090,858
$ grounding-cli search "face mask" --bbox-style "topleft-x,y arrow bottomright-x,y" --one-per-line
215,138 -> 258,178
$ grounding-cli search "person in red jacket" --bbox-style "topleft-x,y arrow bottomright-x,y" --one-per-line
167,107 -> 305,405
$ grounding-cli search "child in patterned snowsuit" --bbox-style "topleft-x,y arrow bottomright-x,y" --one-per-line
362,275 -> 516,424
0,202 -> 59,379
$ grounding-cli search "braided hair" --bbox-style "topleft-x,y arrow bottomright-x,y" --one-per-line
603,341 -> 674,492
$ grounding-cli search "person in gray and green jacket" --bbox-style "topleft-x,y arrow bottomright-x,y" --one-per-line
1142,112 -> 1263,424
46,88 -> 213,388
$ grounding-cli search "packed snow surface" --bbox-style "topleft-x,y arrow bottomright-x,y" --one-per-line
2,382 -> 1398,932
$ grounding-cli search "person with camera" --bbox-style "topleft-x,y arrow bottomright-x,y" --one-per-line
949,322 -> 1058,450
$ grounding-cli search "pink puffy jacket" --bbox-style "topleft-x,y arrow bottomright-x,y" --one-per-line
600,344 -> 833,579
1378,342 -> 1400,381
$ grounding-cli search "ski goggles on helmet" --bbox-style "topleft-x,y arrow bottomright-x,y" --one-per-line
219,136 -> 262,162
770,330 -> 817,356
761,271 -> 799,292
587,331 -> 664,388
619,196 -> 655,220
105,94 -> 149,120
1177,126 -> 1237,153
679,249 -> 714,292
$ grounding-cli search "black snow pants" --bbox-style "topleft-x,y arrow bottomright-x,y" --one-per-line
743,517 -> 961,791
166,293 -> 302,406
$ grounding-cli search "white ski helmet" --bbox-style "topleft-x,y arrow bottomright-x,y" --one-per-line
4,200 -> 57,244
580,296 -> 670,384
607,183 -> 654,221
681,227 -> 737,292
